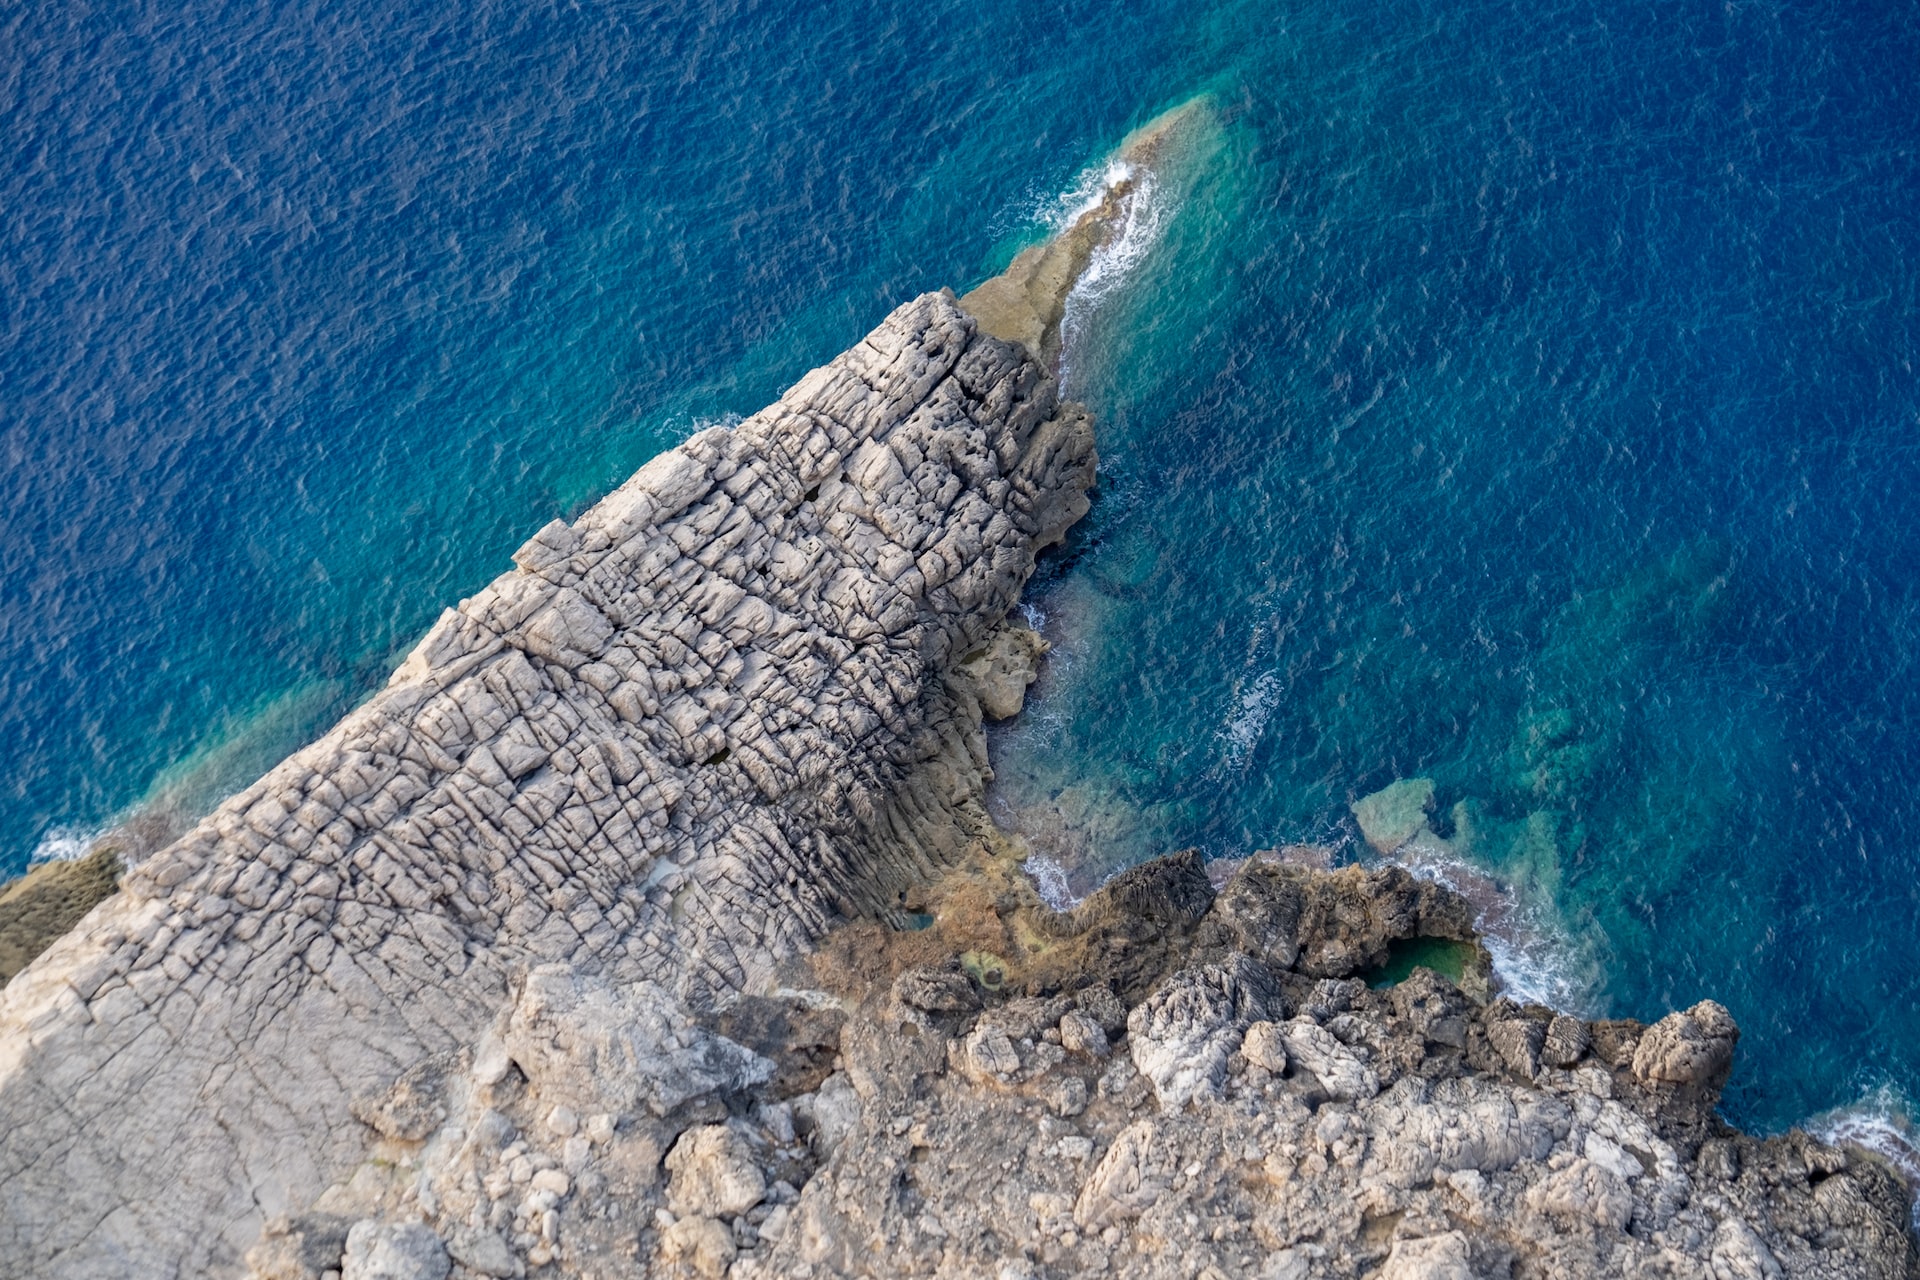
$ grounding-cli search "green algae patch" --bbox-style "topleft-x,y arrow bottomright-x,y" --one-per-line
0,845 -> 121,983
1364,935 -> 1480,991
961,950 -> 1012,991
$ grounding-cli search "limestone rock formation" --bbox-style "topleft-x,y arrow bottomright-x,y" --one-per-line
960,97 -> 1211,371
1,95 -> 1912,1280
724,853 -> 1917,1280
953,623 -> 1049,720
0,289 -> 1096,1279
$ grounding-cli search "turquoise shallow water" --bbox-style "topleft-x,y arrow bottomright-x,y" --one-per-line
6,0 -> 1920,1142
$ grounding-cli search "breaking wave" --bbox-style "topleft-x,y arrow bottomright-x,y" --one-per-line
1396,847 -> 1606,1016
1810,1087 -> 1920,1232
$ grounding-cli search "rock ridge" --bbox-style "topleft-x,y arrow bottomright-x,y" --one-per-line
0,289 -> 1095,1279
234,847 -> 1918,1279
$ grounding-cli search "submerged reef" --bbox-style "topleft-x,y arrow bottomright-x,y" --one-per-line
2,99 -> 1913,1280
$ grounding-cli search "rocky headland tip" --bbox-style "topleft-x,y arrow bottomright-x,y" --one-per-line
0,104 -> 1913,1280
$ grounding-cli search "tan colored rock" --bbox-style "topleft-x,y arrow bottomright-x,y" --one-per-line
1241,1020 -> 1288,1073
961,98 -> 1213,371
954,624 -> 1049,720
1632,1000 -> 1739,1089
660,1215 -> 735,1279
748,861 -> 1913,1280
665,1124 -> 766,1219
1073,1120 -> 1166,1229
1380,1231 -> 1479,1280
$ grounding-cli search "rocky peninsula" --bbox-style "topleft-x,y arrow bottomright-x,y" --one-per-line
1,103 -> 1914,1280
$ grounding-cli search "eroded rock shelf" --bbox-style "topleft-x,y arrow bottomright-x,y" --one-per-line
0,290 -> 1095,1279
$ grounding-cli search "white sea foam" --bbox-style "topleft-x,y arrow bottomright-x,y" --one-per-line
26,825 -> 106,866
1215,670 -> 1282,773
1811,1086 -> 1920,1231
1044,159 -> 1138,235
1397,848 -> 1605,1016
1024,853 -> 1080,912
1059,169 -> 1170,378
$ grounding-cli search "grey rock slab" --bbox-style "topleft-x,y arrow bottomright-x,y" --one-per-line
443,1227 -> 514,1278
340,1222 -> 449,1280
0,291 -> 1096,1279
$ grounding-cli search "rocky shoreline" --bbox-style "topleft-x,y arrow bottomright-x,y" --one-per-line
3,103 -> 1915,1279
243,848 -> 1918,1280
0,284 -> 1096,1278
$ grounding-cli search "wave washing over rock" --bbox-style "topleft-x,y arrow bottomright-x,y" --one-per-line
2,104 -> 1915,1280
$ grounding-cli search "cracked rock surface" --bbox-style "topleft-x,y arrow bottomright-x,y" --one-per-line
0,289 -> 1095,1280
733,854 -> 1918,1280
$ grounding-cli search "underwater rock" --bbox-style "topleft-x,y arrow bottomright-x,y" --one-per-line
960,98 -> 1214,372
1351,777 -> 1439,854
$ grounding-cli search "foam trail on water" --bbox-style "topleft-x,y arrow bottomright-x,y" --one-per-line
1044,159 -> 1138,235
1059,167 -> 1170,382
1397,848 -> 1605,1016
1215,670 -> 1283,774
1025,853 -> 1080,911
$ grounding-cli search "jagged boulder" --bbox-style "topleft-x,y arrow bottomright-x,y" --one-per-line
665,1123 -> 767,1219
1127,954 -> 1278,1109
1632,1000 -> 1739,1091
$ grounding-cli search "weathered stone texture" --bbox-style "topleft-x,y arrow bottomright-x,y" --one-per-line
0,290 -> 1094,1279
746,855 -> 1917,1280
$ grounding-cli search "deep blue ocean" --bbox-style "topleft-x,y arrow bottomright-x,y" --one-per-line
6,0 -> 1919,1144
